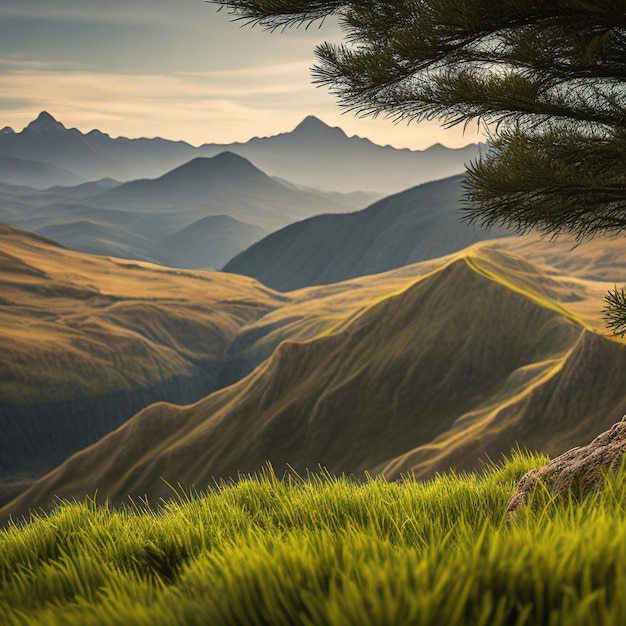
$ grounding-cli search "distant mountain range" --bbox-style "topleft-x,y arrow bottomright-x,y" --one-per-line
0,152 -> 376,269
0,111 -> 480,194
198,115 -> 482,193
223,174 -> 515,291
0,112 -> 197,186
90,152 -> 373,233
3,223 -> 626,519
0,111 -> 487,272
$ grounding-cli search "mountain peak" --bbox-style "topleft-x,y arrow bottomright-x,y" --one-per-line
178,152 -> 258,172
0,126 -> 14,135
156,152 -> 267,186
291,116 -> 347,139
211,151 -> 250,165
23,111 -> 66,134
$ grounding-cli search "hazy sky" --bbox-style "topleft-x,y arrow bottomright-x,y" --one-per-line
0,0 -> 482,149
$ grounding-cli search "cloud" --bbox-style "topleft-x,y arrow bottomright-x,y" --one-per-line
0,58 -> 83,71
0,1 -> 180,25
0,65 -> 483,150
0,1 -> 484,150
0,63 -> 315,106
0,65 -> 326,142
0,1 -> 340,37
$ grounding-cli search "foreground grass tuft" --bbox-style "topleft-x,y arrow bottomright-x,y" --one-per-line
2,452 -> 626,625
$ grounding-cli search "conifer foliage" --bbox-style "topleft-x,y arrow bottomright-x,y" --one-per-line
212,0 -> 626,327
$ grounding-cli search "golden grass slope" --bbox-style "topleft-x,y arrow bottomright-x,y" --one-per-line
0,225 -> 283,405
0,224 -> 451,493
0,225 -> 288,492
4,234 -> 626,521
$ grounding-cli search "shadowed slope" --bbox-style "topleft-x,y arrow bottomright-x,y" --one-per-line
381,327 -> 626,479
222,175 -> 513,290
6,244 -> 626,520
156,215 -> 266,270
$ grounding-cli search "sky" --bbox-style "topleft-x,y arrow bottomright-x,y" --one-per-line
0,0 -> 483,150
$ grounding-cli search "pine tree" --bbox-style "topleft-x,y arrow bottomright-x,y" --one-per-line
212,0 -> 626,328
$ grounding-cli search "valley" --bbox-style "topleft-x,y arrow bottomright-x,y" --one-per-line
0,153 -> 375,271
0,225 -> 282,503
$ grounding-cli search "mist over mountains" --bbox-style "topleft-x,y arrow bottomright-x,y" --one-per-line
0,111 -> 489,271
0,112 -> 479,194
198,115 -> 482,194
0,154 -> 83,188
0,112 -> 484,271
223,175 -> 515,291
0,112 -> 196,185
91,152 -> 371,232
0,151 -> 376,269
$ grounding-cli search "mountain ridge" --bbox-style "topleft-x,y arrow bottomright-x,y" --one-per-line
90,151 -> 374,234
223,175 -> 515,290
1,151 -> 375,269
23,111 -> 66,134
4,238 -> 626,520
0,112 -> 479,193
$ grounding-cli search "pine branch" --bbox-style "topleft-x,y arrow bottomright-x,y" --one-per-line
463,127 -> 626,238
208,0 -> 341,29
211,0 -> 626,242
604,287 -> 626,336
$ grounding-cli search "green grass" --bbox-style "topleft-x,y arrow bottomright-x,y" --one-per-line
2,452 -> 626,625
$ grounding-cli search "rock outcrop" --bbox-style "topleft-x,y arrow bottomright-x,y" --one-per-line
506,417 -> 626,522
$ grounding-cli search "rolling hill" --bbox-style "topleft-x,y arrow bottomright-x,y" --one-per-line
0,224 -> 285,503
0,153 -> 376,269
4,233 -> 626,521
223,175 -> 514,290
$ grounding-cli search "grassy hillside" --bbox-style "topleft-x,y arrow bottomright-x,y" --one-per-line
3,454 -> 626,625
0,224 -> 443,502
6,236 -> 626,519
0,225 -> 282,488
